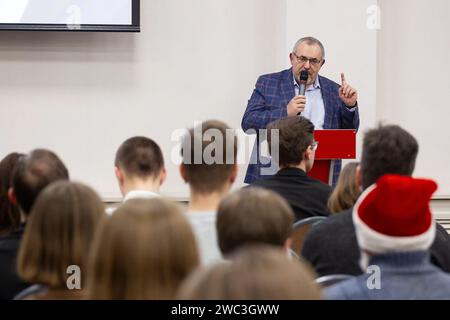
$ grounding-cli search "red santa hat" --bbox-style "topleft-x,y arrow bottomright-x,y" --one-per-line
353,175 -> 437,254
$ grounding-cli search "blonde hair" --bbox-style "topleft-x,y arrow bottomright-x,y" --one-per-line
17,181 -> 105,288
327,162 -> 360,213
87,198 -> 200,300
178,245 -> 321,300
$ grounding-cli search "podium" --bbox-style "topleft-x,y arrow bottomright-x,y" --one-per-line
308,130 -> 357,185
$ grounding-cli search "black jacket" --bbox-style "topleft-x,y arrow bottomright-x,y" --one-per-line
0,225 -> 29,300
302,208 -> 450,276
250,167 -> 332,221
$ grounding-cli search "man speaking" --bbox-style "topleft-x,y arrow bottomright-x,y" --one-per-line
242,37 -> 360,185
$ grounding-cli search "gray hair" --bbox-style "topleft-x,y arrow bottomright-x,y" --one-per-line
293,37 -> 325,59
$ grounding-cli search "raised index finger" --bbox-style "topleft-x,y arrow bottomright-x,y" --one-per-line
341,73 -> 347,86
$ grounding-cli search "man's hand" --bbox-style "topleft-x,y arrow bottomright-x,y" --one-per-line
339,73 -> 358,108
287,95 -> 307,116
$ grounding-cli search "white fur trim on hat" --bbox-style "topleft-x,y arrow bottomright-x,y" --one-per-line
352,184 -> 436,254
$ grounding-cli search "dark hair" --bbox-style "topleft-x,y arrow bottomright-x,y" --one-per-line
217,188 -> 294,255
12,149 -> 69,215
181,120 -> 237,193
267,116 -> 315,168
361,125 -> 418,189
177,245 -> 321,300
114,136 -> 164,179
0,153 -> 24,234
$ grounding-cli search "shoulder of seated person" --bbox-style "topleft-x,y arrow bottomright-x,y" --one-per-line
308,176 -> 333,188
312,209 -> 352,230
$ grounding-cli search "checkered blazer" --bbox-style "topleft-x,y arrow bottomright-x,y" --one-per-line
241,68 -> 360,185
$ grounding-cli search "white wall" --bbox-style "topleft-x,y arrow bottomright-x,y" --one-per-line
377,0 -> 450,199
0,0 -> 286,200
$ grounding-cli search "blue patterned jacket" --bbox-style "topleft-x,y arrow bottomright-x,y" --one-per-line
241,68 -> 360,185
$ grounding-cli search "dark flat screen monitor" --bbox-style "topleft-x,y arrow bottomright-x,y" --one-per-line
0,0 -> 140,32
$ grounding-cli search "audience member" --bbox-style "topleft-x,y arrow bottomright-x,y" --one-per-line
88,198 -> 199,299
217,188 -> 294,256
177,245 -> 321,300
0,153 -> 23,236
180,120 -> 237,265
11,149 -> 69,216
15,182 -> 105,300
0,149 -> 69,300
327,162 -> 360,213
326,175 -> 450,300
302,125 -> 450,276
250,116 -> 331,221
108,136 -> 166,214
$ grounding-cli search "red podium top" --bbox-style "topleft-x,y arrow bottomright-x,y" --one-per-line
314,129 -> 357,160
308,130 -> 357,185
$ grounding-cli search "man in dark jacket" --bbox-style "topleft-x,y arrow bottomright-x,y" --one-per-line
302,124 -> 450,276
250,116 -> 331,221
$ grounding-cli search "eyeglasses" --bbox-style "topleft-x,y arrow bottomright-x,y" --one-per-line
310,141 -> 319,150
293,52 -> 322,66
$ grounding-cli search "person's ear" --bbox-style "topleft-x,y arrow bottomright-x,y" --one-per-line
159,168 -> 167,186
289,52 -> 295,65
284,238 -> 293,253
304,147 -> 312,161
356,164 -> 363,190
114,166 -> 124,186
179,164 -> 188,183
321,59 -> 325,67
8,188 -> 17,205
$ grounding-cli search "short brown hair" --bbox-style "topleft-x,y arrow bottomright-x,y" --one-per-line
87,198 -> 200,300
12,149 -> 69,215
114,136 -> 164,179
327,162 -> 360,213
0,153 -> 23,234
181,120 -> 237,193
267,116 -> 315,168
17,181 -> 105,289
217,188 -> 294,255
177,245 -> 321,300
361,125 -> 418,189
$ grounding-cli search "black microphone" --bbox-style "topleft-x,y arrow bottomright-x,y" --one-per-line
299,70 -> 308,95
297,70 -> 308,115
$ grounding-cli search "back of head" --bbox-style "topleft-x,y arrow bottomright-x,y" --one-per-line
217,188 -> 294,255
178,245 -> 321,300
267,116 -> 315,168
88,198 -> 200,299
361,125 -> 418,189
327,162 -> 360,213
181,120 -> 237,194
17,181 -> 105,289
115,136 -> 164,180
0,153 -> 24,233
12,149 -> 69,215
